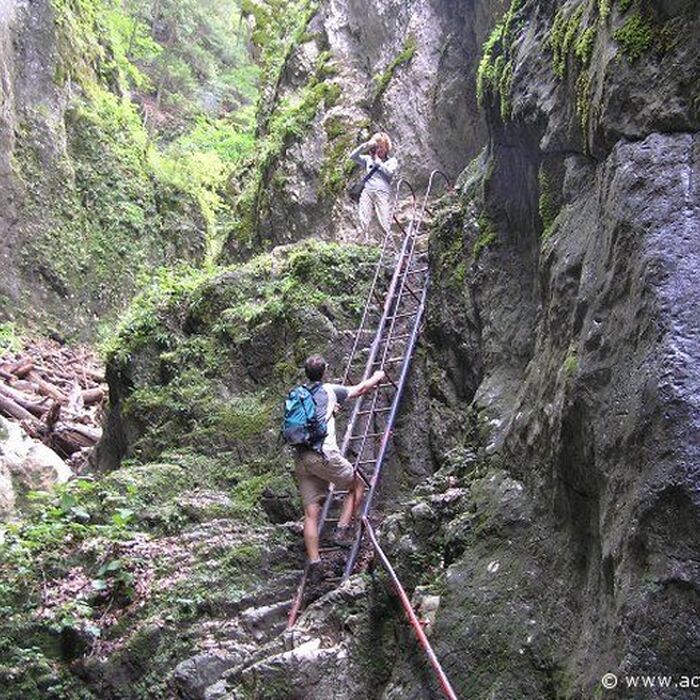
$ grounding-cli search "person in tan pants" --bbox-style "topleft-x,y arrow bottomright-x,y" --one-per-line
293,355 -> 384,583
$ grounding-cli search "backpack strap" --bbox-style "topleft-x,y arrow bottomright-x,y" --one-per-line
362,163 -> 379,184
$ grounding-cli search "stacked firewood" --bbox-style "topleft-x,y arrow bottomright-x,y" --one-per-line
0,341 -> 107,469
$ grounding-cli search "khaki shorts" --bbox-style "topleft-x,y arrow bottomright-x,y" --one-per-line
294,449 -> 355,507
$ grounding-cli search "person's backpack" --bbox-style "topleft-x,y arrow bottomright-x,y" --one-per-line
282,383 -> 327,450
347,163 -> 379,202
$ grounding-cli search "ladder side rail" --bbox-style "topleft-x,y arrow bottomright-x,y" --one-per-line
345,236 -> 427,473
342,275 -> 430,579
341,176 -> 438,552
345,232 -> 426,474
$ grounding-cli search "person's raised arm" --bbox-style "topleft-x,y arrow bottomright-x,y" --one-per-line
346,370 -> 385,399
349,136 -> 378,165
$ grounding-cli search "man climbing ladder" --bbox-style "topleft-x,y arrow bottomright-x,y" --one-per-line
289,355 -> 385,584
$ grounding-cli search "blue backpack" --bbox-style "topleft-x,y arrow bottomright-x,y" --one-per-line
282,383 -> 328,450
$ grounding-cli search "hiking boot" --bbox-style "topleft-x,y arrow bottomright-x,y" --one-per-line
333,525 -> 355,548
307,560 -> 325,588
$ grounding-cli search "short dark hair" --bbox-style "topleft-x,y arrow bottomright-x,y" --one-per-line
304,355 -> 326,382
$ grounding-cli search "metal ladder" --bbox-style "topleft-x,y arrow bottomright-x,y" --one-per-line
288,170 -> 450,627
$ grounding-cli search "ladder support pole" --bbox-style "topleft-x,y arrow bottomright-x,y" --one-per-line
362,517 -> 459,700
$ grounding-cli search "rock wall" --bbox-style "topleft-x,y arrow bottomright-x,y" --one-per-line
0,0 -> 205,339
387,0 -> 700,697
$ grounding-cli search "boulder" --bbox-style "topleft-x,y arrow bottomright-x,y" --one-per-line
0,415 -> 72,517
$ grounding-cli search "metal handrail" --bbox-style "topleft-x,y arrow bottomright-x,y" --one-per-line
363,517 -> 459,700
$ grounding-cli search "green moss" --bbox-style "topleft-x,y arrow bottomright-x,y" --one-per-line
103,240 -> 378,463
372,35 -> 417,104
473,215 -> 498,259
550,4 -> 586,77
563,351 -> 579,376
428,193 -> 469,290
229,48 -> 342,247
618,0 -> 634,13
476,0 -> 522,120
613,13 -> 654,60
241,0 -> 318,91
575,72 -> 593,145
574,25 -> 596,67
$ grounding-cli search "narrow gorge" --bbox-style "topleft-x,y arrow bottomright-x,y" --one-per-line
0,0 -> 698,698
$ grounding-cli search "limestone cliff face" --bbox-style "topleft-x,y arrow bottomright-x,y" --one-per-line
0,0 -> 205,338
387,0 -> 700,697
224,0 -> 502,256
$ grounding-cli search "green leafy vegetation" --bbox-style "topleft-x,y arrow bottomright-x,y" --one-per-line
372,35 -> 417,105
227,43 -> 342,248
241,0 -> 318,94
613,13 -> 654,60
476,0 -> 522,121
103,240 -> 378,459
12,0 -> 274,336
0,322 -> 24,354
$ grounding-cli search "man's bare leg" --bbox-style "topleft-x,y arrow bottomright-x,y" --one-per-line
337,475 -> 365,528
303,501 -> 322,561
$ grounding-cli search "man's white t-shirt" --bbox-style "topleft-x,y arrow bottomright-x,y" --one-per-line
319,383 -> 349,454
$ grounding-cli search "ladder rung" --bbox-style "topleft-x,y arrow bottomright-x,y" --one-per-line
318,546 -> 343,553
401,285 -> 421,302
387,311 -> 417,321
333,490 -> 349,496
406,267 -> 429,274
357,407 -> 391,416
349,432 -> 384,440
373,355 -> 405,366
356,459 -> 377,466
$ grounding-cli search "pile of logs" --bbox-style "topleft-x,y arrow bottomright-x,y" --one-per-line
0,341 -> 107,469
